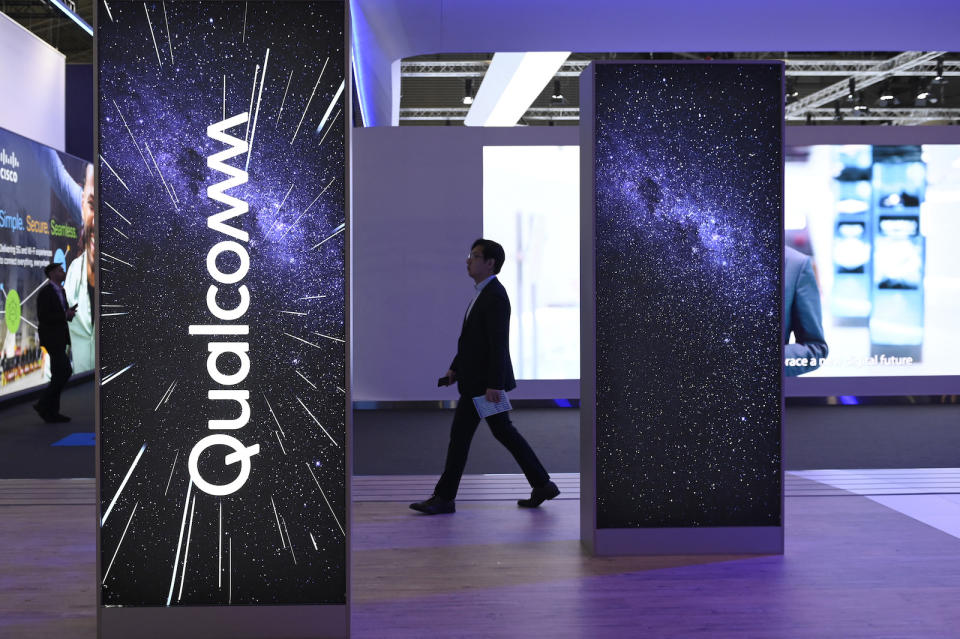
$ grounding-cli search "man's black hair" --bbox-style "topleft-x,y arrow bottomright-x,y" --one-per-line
471,238 -> 506,274
44,262 -> 61,277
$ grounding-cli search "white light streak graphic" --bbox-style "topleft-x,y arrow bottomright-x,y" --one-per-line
166,480 -> 193,606
101,312 -> 130,317
144,3 -> 163,67
113,226 -> 129,240
296,397 -> 338,447
290,57 -> 329,144
310,222 -> 345,250
311,331 -> 345,344
299,294 -> 326,300
18,318 -> 37,329
275,431 -> 287,455
262,393 -> 285,437
101,363 -> 134,385
295,369 -> 317,389
317,108 -> 341,147
154,380 -> 176,411
112,100 -> 152,173
277,70 -> 294,123
100,154 -> 130,191
283,332 -> 323,350
162,1 -> 174,64
102,501 -> 138,585
280,310 -> 308,316
103,200 -> 132,225
241,2 -> 247,43
104,0 -> 114,21
336,386 -> 345,394
101,442 -> 146,526
245,63 -> 260,142
245,48 -> 270,172
163,450 -> 179,496
270,496 -> 286,548
218,502 -> 223,588
222,74 -> 226,120
102,252 -> 133,268
307,463 -> 344,536
310,531 -> 317,551
282,516 -> 297,564
145,142 -> 179,211
314,80 -> 344,137
177,495 -> 197,601
278,178 -> 335,241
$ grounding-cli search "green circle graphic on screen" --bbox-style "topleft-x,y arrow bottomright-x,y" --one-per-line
5,289 -> 21,334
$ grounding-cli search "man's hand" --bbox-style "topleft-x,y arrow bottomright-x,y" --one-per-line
67,304 -> 78,321
485,388 -> 502,403
446,369 -> 456,385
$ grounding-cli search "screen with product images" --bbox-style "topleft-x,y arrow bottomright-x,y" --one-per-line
784,144 -> 960,378
592,62 -> 782,529
0,126 -> 94,399
98,0 -> 345,606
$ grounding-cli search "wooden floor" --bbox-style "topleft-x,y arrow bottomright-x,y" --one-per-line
3,472 -> 960,638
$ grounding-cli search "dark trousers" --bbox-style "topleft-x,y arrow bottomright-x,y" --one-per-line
37,347 -> 71,416
434,396 -> 550,500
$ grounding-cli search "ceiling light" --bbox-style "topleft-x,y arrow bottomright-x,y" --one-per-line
47,0 -> 93,36
846,78 -> 856,101
550,79 -> 564,104
464,52 -> 570,127
462,79 -> 474,105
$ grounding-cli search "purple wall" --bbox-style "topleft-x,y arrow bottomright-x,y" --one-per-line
65,64 -> 93,162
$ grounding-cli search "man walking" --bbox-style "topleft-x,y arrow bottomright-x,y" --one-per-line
34,262 -> 76,423
410,239 -> 559,515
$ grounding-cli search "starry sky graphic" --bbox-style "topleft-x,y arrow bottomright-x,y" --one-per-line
593,62 -> 782,529
98,0 -> 345,606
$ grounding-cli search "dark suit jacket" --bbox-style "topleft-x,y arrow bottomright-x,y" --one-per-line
784,246 -> 828,376
450,277 -> 517,397
37,282 -> 71,352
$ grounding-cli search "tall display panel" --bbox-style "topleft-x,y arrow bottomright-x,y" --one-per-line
96,2 -> 348,637
580,62 -> 783,555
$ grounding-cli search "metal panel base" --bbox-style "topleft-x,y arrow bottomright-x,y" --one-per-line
586,526 -> 783,556
100,605 -> 347,639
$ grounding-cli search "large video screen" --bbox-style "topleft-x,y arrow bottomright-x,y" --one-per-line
593,62 -> 782,529
785,144 -> 960,377
0,126 -> 94,399
98,0 -> 345,606
483,145 -> 580,380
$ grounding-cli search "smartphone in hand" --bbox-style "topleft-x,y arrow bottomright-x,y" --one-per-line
437,376 -> 450,387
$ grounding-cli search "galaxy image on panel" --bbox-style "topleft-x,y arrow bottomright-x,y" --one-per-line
593,63 -> 782,529
98,1 -> 345,605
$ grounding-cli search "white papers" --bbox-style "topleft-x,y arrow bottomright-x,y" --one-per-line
472,392 -> 512,418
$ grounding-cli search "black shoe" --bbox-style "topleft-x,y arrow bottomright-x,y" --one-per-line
50,414 -> 71,423
33,403 -> 57,423
409,496 -> 455,515
518,481 -> 560,508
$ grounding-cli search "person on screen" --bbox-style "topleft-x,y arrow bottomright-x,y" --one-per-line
34,263 -> 76,422
409,239 -> 559,515
38,148 -> 96,373
785,245 -> 828,376
64,164 -> 95,372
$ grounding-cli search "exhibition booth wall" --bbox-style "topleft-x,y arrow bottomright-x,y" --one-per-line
351,125 -> 960,402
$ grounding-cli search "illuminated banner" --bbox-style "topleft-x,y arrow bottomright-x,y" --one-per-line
581,62 -> 782,553
97,0 -> 346,617
0,126 -> 94,398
